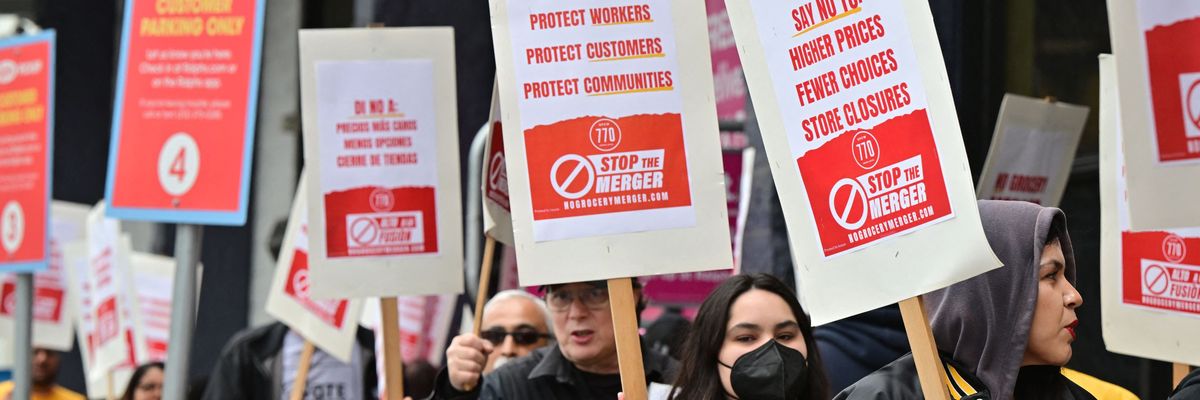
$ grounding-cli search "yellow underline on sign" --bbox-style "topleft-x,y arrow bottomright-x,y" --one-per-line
588,86 -> 674,97
590,53 -> 666,62
349,113 -> 406,119
593,19 -> 654,27
792,7 -> 862,38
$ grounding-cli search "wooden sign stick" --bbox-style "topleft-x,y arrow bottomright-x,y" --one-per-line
472,237 -> 497,335
609,277 -> 648,400
380,297 -> 406,400
1174,363 -> 1194,388
106,370 -> 116,400
289,339 -> 317,400
899,296 -> 950,400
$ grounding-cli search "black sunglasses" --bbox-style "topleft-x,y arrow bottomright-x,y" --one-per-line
480,328 -> 551,346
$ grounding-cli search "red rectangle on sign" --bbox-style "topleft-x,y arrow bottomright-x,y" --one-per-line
797,110 -> 953,257
106,0 -> 262,223
1122,231 -> 1200,315
0,36 -> 51,270
1144,16 -> 1200,162
486,121 -> 511,211
283,249 -> 349,328
524,114 -> 692,220
324,187 -> 437,257
95,296 -> 120,345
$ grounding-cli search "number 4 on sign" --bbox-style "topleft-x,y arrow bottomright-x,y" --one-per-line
170,147 -> 188,182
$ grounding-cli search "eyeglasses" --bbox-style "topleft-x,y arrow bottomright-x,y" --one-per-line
546,287 -> 609,311
480,328 -> 551,346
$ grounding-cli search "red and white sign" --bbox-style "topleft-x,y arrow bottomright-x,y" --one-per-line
976,94 -> 1089,207
266,173 -> 363,362
482,82 -> 515,245
64,242 -> 135,398
85,204 -> 139,381
363,293 -> 456,396
300,28 -> 463,299
726,0 -> 1000,323
105,0 -> 264,225
1107,1 -> 1200,230
1122,233 -> 1200,315
130,253 -> 186,363
490,0 -> 733,285
0,32 -> 53,273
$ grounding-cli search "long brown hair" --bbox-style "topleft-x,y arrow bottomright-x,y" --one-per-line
668,273 -> 829,400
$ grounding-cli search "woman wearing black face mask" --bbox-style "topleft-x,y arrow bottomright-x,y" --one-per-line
667,273 -> 830,400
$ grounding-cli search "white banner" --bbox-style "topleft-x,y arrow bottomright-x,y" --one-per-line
976,94 -> 1089,207
300,28 -> 463,299
267,172 -> 365,363
1105,0 -> 1200,229
724,0 -> 1000,324
489,0 -> 733,285
1099,54 -> 1200,366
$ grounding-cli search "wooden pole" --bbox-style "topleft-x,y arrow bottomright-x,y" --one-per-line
899,296 -> 950,400
608,278 -> 647,400
472,237 -> 497,335
380,297 -> 406,400
1174,363 -> 1193,389
106,370 -> 116,400
289,340 -> 317,400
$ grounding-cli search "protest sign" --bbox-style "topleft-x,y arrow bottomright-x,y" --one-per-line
104,0 -> 265,225
0,202 -> 90,352
130,252 -> 196,363
489,0 -> 733,285
299,28 -> 463,299
266,173 -> 364,363
482,82 -> 514,246
1106,1 -> 1200,229
976,94 -> 1088,207
1099,54 -> 1200,366
85,205 -> 142,381
0,31 -> 53,273
64,242 -> 134,398
724,0 -> 1000,325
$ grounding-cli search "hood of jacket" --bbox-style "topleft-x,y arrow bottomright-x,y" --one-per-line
923,200 -> 1076,400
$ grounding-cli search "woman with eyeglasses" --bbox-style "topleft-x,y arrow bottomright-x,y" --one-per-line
666,273 -> 830,400
121,362 -> 164,400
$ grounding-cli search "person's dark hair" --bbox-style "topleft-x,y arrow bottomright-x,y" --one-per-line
121,362 -> 165,400
668,273 -> 829,400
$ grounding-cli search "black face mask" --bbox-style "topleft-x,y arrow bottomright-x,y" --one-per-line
718,340 -> 810,400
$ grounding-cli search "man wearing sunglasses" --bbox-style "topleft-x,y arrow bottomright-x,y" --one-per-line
429,280 -> 677,400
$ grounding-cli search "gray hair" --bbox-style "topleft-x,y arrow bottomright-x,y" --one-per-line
483,289 -> 555,341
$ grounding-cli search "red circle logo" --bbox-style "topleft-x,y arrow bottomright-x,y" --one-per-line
1162,234 -> 1187,263
589,118 -> 622,152
369,188 -> 394,212
851,131 -> 880,170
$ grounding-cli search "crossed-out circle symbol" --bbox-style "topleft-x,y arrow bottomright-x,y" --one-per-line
1143,264 -> 1169,295
489,152 -> 506,190
291,268 -> 311,296
349,217 -> 380,245
1163,234 -> 1187,263
829,178 -> 869,230
550,154 -> 594,199
1188,80 -> 1200,131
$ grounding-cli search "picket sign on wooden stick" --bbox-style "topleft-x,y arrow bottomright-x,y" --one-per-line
609,278 -> 648,400
472,237 -> 497,335
380,297 -> 406,400
1174,364 -> 1194,389
289,340 -> 317,400
899,296 -> 950,400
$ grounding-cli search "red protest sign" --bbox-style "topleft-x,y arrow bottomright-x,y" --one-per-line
105,0 -> 264,225
0,32 -> 53,272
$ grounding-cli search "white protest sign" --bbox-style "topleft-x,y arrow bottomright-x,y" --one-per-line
482,82 -> 514,245
267,173 -> 365,362
1099,54 -> 1200,366
86,204 -> 141,381
130,252 -> 201,364
976,94 -> 1089,207
1106,1 -> 1200,230
724,0 -> 1000,324
0,201 -> 90,352
65,242 -> 135,398
300,28 -> 463,299
489,0 -> 733,285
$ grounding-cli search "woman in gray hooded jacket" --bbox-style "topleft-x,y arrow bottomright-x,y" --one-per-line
836,200 -> 1096,400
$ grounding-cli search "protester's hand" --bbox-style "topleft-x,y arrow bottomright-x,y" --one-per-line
446,333 -> 493,391
617,392 -> 625,400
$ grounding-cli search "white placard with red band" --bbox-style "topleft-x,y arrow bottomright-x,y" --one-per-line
267,172 -> 364,362
1106,1 -> 1200,230
976,94 -> 1089,207
85,204 -> 142,381
482,82 -> 515,245
64,242 -> 134,398
0,201 -> 90,352
725,0 -> 1000,324
1099,54 -> 1200,366
489,0 -> 733,285
131,252 -> 199,363
300,28 -> 463,299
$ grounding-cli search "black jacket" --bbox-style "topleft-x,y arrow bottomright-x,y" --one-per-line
427,343 -> 677,400
835,353 -> 1096,400
201,322 -> 378,400
1171,368 -> 1200,400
